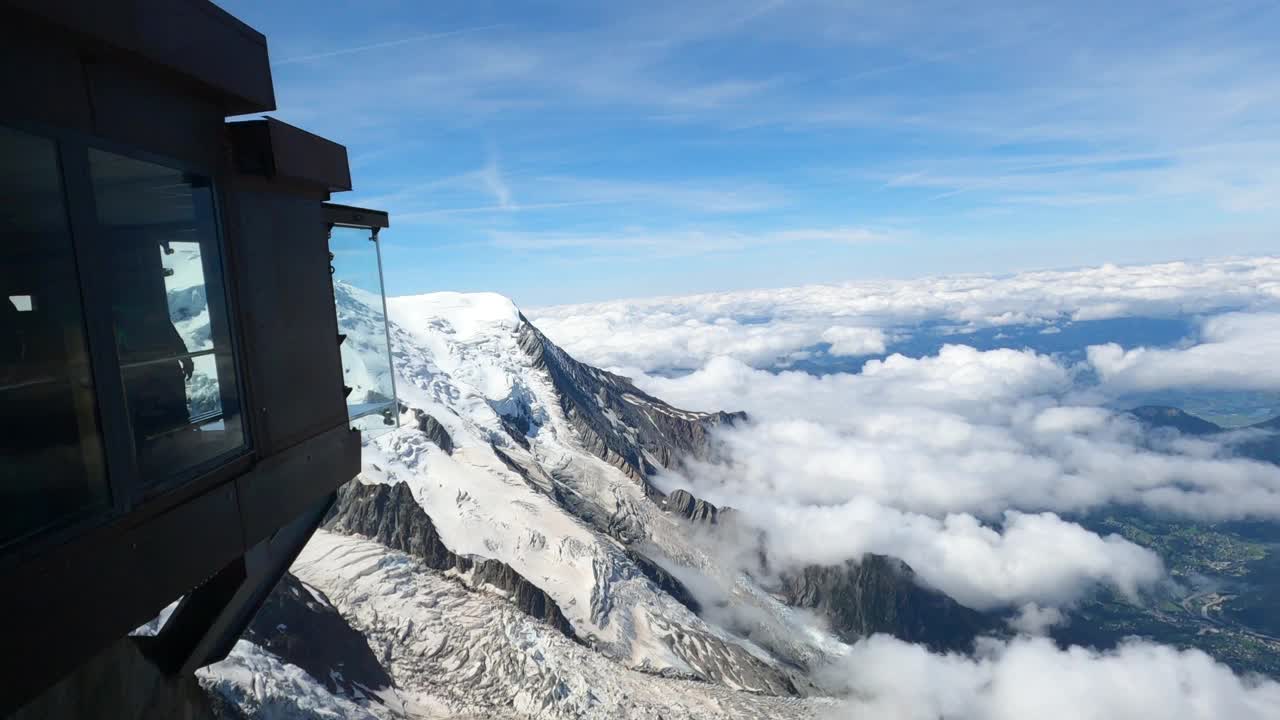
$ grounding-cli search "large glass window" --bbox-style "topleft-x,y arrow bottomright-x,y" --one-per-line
0,127 -> 109,544
329,223 -> 398,438
88,149 -> 245,485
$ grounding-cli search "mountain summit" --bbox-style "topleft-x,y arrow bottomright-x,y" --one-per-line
199,288 -> 990,718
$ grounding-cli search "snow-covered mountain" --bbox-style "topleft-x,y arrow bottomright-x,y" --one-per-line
197,285 -> 981,719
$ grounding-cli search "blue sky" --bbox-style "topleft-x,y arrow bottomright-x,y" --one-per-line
219,0 -> 1280,306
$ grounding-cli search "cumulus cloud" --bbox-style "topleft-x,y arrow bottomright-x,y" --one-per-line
570,263 -> 1280,609
533,308 -> 843,371
743,502 -> 1164,611
1007,603 -> 1065,635
823,634 -> 1280,720
820,326 -> 888,357
1090,312 -> 1280,391
533,256 -> 1280,372
640,345 -> 1073,421
645,356 -> 1280,523
639,345 -> 1280,610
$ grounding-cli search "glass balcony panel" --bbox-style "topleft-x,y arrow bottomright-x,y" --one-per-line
329,224 -> 398,439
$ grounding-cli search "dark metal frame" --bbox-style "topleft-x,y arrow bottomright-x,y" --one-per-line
323,202 -> 390,229
149,491 -> 337,675
1,116 -> 253,555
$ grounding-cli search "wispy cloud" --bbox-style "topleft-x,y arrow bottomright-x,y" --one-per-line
234,0 -> 1280,300
394,201 -> 604,221
527,176 -> 787,214
350,172 -> 790,224
476,152 -> 513,210
274,24 -> 506,65
488,225 -> 895,256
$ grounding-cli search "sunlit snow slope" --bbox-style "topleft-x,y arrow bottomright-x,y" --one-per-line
202,285 -> 844,718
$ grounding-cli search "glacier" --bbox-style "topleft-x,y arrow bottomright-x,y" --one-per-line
194,284 -> 961,718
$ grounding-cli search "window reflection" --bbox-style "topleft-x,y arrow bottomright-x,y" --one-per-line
88,149 -> 245,484
0,126 -> 108,544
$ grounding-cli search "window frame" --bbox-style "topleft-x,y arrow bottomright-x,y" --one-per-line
0,117 -> 254,552
0,124 -> 114,549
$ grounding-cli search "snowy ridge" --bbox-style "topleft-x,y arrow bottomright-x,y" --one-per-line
290,531 -> 826,720
367,290 -> 803,693
335,282 -> 397,405
201,640 -> 398,720
204,287 -> 850,717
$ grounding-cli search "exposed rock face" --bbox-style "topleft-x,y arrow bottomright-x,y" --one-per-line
1240,414 -> 1280,465
516,315 -> 742,488
243,573 -> 393,700
324,480 -> 575,638
500,415 -> 533,449
625,549 -> 703,615
654,484 -> 988,656
1129,405 -> 1280,464
515,311 -> 1004,669
411,408 -> 454,454
491,444 -> 566,504
776,556 -> 993,652
661,489 -> 722,524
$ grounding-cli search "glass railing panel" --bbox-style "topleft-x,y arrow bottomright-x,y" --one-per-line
329,224 -> 398,439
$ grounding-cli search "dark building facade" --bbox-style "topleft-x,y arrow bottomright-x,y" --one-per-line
0,1 -> 393,712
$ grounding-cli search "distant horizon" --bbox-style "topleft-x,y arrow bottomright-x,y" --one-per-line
376,251 -> 1279,309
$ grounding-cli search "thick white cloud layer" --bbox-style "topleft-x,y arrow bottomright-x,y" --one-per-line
647,356 -> 1280,523
634,335 -> 1280,611
825,635 -> 1280,720
532,256 -> 1280,372
750,503 -> 1164,611
1091,312 -> 1280,391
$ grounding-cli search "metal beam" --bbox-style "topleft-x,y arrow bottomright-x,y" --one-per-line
147,491 -> 336,674
323,202 -> 390,229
